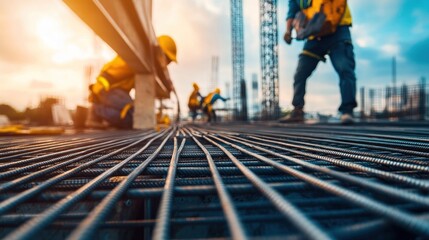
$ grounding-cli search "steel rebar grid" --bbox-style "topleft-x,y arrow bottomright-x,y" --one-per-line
0,123 -> 429,239
205,133 -> 429,235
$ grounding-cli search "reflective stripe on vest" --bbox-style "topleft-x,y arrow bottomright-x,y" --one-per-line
97,76 -> 110,91
97,72 -> 135,93
301,50 -> 326,62
120,103 -> 133,119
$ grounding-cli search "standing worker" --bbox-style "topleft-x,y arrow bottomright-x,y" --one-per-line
282,0 -> 357,124
202,88 -> 229,123
188,83 -> 202,122
87,35 -> 177,128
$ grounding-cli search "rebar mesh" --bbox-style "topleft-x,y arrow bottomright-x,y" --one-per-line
1,124 -> 429,239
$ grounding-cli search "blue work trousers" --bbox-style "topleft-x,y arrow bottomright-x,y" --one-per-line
292,26 -> 357,114
93,88 -> 133,128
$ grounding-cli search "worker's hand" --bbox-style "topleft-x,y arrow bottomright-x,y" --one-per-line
284,31 -> 293,45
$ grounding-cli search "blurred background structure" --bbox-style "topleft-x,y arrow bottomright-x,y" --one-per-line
360,78 -> 428,121
1,1 -> 429,125
260,0 -> 280,120
230,0 -> 248,121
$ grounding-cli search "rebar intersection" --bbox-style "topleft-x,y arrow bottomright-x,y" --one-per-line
1,124 -> 429,239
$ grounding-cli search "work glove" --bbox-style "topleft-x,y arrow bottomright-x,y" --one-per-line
296,11 -> 326,40
284,32 -> 292,45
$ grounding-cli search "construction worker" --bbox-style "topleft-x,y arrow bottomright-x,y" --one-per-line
188,83 -> 202,122
202,88 -> 229,123
282,0 -> 357,124
88,35 -> 177,128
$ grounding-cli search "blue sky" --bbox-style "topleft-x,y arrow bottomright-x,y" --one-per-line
275,0 -> 429,113
346,0 -> 429,85
155,0 -> 429,114
0,0 -> 428,115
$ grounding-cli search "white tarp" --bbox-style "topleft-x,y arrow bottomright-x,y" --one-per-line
51,104 -> 73,125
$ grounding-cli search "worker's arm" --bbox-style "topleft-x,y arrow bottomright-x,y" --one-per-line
284,0 -> 299,45
218,95 -> 229,102
210,94 -> 228,104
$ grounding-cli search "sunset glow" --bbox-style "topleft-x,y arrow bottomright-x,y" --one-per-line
0,0 -> 428,115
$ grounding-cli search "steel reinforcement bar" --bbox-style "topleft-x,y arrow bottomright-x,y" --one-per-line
1,123 -> 429,239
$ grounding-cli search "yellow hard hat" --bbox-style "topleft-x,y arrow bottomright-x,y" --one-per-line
215,88 -> 220,94
193,83 -> 199,90
157,35 -> 177,63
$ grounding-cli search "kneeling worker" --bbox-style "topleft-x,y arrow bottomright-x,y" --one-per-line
202,88 -> 229,123
88,35 -> 177,128
188,83 -> 202,122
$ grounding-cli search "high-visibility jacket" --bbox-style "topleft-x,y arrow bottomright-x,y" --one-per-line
202,92 -> 227,112
287,0 -> 352,26
188,89 -> 201,109
91,56 -> 135,95
89,56 -> 135,121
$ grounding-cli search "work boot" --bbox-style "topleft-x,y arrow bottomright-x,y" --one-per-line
279,108 -> 304,123
340,113 -> 354,125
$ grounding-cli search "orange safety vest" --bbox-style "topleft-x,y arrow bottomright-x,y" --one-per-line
202,92 -> 216,113
188,89 -> 200,109
299,0 -> 352,38
302,0 -> 352,25
89,56 -> 135,120
92,56 -> 135,95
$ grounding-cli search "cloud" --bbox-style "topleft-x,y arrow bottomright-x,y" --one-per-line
0,0 -> 115,111
381,44 -> 400,56
352,24 -> 375,49
1,0 -> 428,117
0,0 -> 99,66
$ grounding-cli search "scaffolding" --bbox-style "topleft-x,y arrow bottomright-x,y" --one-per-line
260,0 -> 279,120
230,0 -> 247,121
